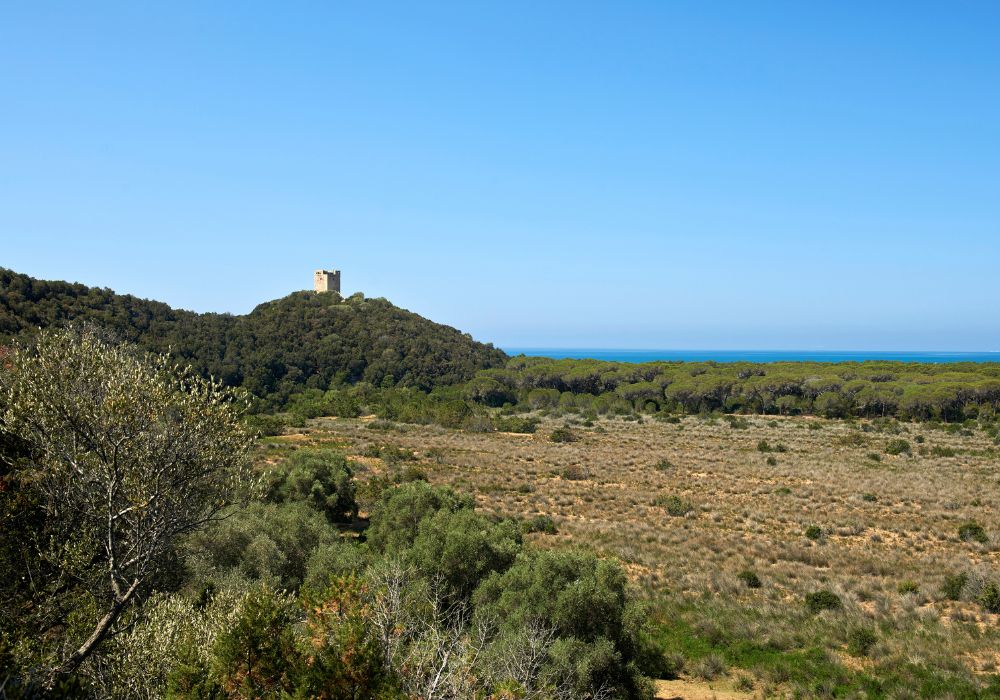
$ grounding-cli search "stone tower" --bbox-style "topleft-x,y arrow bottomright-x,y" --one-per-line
314,269 -> 341,294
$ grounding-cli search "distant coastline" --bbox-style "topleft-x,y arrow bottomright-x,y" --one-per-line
502,348 -> 1000,364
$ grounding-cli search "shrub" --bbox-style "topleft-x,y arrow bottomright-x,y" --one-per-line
493,415 -> 539,434
737,569 -> 762,588
295,577 -> 403,698
726,416 -> 749,429
561,465 -> 588,481
804,525 -> 823,541
757,439 -> 772,452
958,521 -> 988,544
379,445 -> 416,465
897,580 -> 919,595
837,432 -> 868,447
396,465 -> 428,483
867,452 -> 882,462
208,588 -> 299,697
365,481 -> 474,553
765,455 -> 778,466
266,449 -> 357,523
861,493 -> 878,502
653,458 -> 674,471
245,413 -> 289,437
185,501 -> 340,591
549,427 -> 577,443
656,494 -> 694,517
472,549 -> 655,699
980,582 -> 1000,614
805,590 -> 842,613
691,654 -> 726,680
885,439 -> 911,455
406,507 -> 522,604
942,572 -> 968,600
522,514 -> 558,534
931,445 -> 957,457
847,627 -> 878,657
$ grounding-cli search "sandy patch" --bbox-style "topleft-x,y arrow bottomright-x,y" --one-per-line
655,678 -> 754,700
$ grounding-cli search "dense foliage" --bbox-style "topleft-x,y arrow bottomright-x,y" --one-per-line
0,268 -> 507,404
0,327 -> 256,684
477,356 -> 1000,422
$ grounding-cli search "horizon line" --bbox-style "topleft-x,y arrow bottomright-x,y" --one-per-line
501,347 -> 1000,354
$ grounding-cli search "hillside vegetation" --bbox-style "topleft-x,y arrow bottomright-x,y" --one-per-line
0,268 -> 507,403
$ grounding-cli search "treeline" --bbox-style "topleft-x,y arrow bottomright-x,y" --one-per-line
0,268 -> 507,404
278,356 -> 1000,433
472,357 -> 1000,422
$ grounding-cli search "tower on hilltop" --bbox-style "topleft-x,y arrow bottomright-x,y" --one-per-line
314,269 -> 341,294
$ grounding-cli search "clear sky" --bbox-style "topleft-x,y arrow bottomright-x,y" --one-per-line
3,2 -> 998,350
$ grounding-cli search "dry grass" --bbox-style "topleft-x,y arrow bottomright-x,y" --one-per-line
264,413 -> 1000,691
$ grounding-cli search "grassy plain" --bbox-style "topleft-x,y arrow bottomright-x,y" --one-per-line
263,413 -> 1000,698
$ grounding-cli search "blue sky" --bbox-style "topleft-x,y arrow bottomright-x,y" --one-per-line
2,2 -> 998,349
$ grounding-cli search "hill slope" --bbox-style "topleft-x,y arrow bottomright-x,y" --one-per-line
0,268 -> 507,401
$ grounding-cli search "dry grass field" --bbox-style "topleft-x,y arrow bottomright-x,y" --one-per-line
262,413 -> 1000,697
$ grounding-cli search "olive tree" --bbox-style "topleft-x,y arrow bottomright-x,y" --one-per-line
0,326 -> 257,679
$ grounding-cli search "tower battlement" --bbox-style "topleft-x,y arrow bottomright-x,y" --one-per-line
314,269 -> 341,294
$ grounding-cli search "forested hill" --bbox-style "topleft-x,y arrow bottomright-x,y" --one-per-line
0,268 -> 507,401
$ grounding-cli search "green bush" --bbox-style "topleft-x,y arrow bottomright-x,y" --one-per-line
804,525 -> 823,541
737,569 -> 762,588
522,514 -> 558,534
200,588 -> 299,698
406,507 -> 522,604
472,549 -> 656,700
365,481 -> 474,553
653,458 -> 674,471
897,580 -> 919,595
395,465 -> 428,483
265,449 -> 357,523
931,445 -> 957,457
493,415 -> 539,433
847,626 -> 878,657
549,427 -> 577,443
980,582 -> 1000,614
958,521 -> 988,544
885,439 -> 911,455
185,501 -> 339,591
805,590 -> 842,613
941,572 -> 968,600
656,494 -> 694,517
244,413 -> 289,437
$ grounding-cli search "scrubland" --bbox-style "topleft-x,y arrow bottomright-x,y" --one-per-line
273,413 -> 1000,698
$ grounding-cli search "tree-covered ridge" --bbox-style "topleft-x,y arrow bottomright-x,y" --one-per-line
0,268 -> 507,402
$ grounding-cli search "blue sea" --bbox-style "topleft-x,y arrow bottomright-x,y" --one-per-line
503,348 -> 1000,364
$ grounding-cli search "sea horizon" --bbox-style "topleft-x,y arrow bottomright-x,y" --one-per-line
503,348 -> 1000,364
